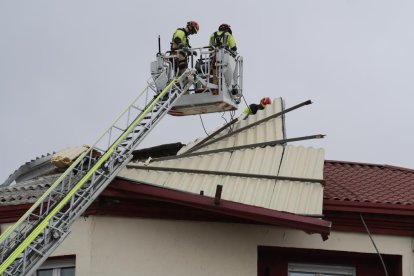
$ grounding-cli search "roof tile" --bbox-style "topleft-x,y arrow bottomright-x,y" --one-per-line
324,160 -> 414,205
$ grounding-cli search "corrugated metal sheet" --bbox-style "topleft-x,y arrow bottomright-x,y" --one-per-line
269,146 -> 325,214
119,145 -> 324,215
178,97 -> 285,154
0,175 -> 58,205
118,97 -> 325,216
1,153 -> 55,187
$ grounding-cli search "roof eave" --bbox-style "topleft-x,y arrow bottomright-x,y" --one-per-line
323,199 -> 414,216
105,179 -> 331,239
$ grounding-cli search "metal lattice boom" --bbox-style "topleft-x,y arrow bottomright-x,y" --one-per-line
0,69 -> 195,276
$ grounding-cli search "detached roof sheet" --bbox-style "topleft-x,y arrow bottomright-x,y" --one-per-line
119,98 -> 325,216
178,98 -> 285,154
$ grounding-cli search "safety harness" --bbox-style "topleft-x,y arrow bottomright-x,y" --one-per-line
212,31 -> 228,47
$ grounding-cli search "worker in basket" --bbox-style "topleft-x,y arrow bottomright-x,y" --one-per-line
209,23 -> 237,52
208,24 -> 237,92
243,97 -> 272,118
170,21 -> 199,76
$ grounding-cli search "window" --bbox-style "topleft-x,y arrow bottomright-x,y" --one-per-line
288,263 -> 355,276
36,267 -> 75,276
258,246 -> 402,276
32,256 -> 75,276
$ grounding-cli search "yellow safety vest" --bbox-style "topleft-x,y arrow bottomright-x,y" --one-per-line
171,28 -> 189,50
209,31 -> 237,51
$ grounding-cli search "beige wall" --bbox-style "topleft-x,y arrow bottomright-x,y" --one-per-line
51,218 -> 93,275
45,216 -> 414,276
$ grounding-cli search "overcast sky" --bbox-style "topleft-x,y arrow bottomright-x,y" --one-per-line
1,0 -> 413,182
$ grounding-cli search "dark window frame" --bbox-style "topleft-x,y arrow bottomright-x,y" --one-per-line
32,255 -> 76,276
258,246 -> 402,276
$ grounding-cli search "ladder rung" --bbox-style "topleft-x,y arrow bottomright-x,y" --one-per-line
0,69 -> 194,275
112,125 -> 125,132
131,104 -> 142,111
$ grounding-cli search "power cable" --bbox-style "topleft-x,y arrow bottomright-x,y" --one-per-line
228,110 -> 236,132
360,214 -> 389,276
221,111 -> 228,125
242,94 -> 250,109
199,115 -> 209,135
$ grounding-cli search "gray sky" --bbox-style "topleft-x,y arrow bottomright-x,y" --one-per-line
1,0 -> 413,182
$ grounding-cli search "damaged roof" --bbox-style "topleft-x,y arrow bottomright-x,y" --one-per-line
119,98 -> 326,216
0,98 -> 331,237
3,159 -> 413,210
120,145 -> 325,216
1,153 -> 56,187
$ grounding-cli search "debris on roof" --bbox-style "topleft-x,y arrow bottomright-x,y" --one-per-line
51,145 -> 90,169
0,97 -> 331,236
119,98 -> 326,216
178,97 -> 287,155
1,153 -> 56,187
132,142 -> 184,161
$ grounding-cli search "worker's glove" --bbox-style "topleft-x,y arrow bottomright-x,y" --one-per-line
182,47 -> 193,56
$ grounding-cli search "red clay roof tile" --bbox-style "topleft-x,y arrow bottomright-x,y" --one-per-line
324,160 -> 414,205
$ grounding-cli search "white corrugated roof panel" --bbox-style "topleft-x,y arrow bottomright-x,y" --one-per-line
118,97 -> 325,216
178,97 -> 285,154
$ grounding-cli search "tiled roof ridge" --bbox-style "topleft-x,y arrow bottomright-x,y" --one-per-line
1,153 -> 55,187
21,152 -> 54,166
0,174 -> 58,192
325,159 -> 414,173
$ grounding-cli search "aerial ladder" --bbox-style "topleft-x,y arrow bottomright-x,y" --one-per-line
0,45 -> 243,275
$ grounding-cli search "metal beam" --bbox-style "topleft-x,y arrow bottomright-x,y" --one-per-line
125,164 -> 325,184
180,117 -> 239,155
182,100 -> 312,155
153,134 -> 325,163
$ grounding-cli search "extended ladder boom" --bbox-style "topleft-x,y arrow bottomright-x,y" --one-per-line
0,69 -> 195,276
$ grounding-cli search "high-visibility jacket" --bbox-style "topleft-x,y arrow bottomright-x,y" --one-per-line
171,28 -> 190,50
244,103 -> 265,115
209,31 -> 237,52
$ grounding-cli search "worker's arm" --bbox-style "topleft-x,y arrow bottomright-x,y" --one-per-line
173,37 -> 183,47
209,34 -> 214,47
244,104 -> 261,115
227,34 -> 237,52
173,29 -> 187,48
243,104 -> 253,115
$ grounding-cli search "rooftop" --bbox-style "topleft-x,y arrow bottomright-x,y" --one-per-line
324,160 -> 414,205
2,98 -> 413,238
